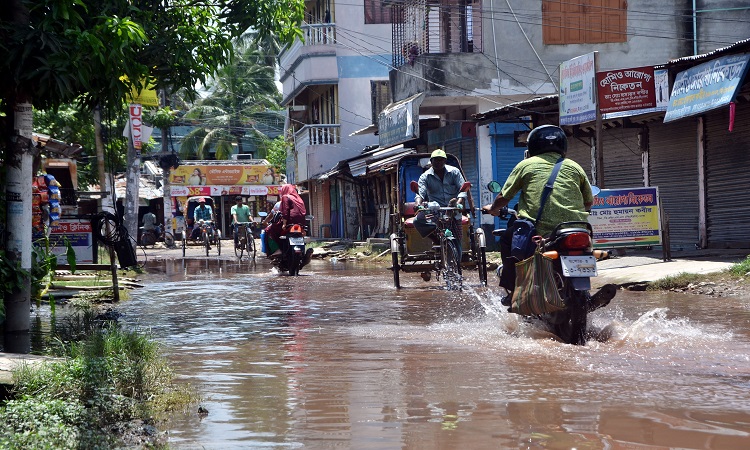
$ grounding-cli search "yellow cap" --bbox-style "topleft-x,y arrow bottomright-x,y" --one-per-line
431,149 -> 447,159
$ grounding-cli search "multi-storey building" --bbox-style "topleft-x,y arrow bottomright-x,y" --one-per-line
279,0 -> 394,238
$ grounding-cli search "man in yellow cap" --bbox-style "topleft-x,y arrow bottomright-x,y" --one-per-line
414,149 -> 467,209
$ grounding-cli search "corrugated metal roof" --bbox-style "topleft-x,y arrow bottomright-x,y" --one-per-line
667,38 -> 750,67
473,95 -> 558,124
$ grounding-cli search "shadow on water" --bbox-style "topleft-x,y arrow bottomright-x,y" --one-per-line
83,259 -> 750,447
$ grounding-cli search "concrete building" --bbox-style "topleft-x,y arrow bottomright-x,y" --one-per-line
387,0 -> 750,233
279,0 -> 395,238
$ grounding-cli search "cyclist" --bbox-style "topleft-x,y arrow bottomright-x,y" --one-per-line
413,149 -> 468,243
231,196 -> 252,248
190,198 -> 214,244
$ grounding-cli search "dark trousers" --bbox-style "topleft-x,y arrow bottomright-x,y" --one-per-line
498,218 -> 517,292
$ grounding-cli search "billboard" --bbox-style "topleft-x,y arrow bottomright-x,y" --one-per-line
559,52 -> 597,125
664,54 -> 750,122
170,164 -> 280,186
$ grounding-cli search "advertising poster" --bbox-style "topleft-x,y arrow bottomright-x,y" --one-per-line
170,185 -> 280,197
48,219 -> 94,264
588,187 -> 662,248
170,164 -> 280,186
664,54 -> 750,122
559,52 -> 597,126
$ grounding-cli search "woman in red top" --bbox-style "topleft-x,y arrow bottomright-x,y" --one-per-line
267,184 -> 308,256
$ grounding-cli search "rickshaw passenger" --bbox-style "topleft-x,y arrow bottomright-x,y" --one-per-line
413,149 -> 467,243
190,198 -> 214,240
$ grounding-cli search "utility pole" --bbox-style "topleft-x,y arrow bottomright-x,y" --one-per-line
161,90 -> 173,241
4,0 -> 32,353
124,104 -> 143,252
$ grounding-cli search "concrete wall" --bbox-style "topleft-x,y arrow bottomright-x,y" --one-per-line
695,0 -> 750,55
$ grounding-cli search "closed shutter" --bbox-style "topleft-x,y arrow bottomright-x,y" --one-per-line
705,105 -> 750,247
566,136 -> 594,181
457,138 -> 480,209
649,119 -> 699,249
602,127 -> 643,188
311,182 -> 327,237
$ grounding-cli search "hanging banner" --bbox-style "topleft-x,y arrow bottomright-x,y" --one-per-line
129,104 -> 143,153
597,66 -> 656,115
588,187 -> 662,248
378,92 -> 424,148
664,53 -> 750,122
559,52 -> 597,125
170,185 -> 281,197
170,164 -> 280,186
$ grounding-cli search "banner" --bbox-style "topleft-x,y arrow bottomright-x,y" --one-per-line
588,187 -> 661,248
49,220 -> 94,264
664,54 -> 750,122
129,104 -> 143,152
170,164 -> 280,186
597,66 -> 656,114
559,52 -> 597,125
170,185 -> 281,197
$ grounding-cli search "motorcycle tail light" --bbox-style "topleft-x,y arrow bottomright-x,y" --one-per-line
560,232 -> 591,250
290,224 -> 303,233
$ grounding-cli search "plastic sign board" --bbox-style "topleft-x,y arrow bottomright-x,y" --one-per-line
588,187 -> 662,248
559,52 -> 597,125
664,54 -> 750,122
49,219 -> 94,264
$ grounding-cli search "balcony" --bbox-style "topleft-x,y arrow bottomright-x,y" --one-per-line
293,124 -> 341,182
279,24 -> 338,104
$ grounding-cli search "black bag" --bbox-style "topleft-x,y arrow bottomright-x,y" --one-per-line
510,218 -> 538,261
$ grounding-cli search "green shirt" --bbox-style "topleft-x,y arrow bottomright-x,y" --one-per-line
501,152 -> 594,236
231,204 -> 251,224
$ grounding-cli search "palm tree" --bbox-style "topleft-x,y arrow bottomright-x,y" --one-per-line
179,36 -> 281,160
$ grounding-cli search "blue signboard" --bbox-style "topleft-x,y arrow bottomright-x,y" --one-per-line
664,53 -> 750,122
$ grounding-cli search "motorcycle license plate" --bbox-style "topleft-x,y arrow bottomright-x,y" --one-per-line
289,237 -> 305,245
560,255 -> 598,277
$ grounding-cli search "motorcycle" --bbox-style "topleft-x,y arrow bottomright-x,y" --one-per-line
488,181 -> 617,345
261,211 -> 310,276
139,226 -> 175,248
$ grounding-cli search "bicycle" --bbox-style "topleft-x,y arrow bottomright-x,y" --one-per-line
234,222 -> 256,259
139,226 -> 175,248
418,203 -> 464,290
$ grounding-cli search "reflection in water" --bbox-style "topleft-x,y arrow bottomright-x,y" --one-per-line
114,259 -> 750,448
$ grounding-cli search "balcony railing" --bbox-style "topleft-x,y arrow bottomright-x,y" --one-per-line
305,23 -> 336,46
294,124 -> 341,148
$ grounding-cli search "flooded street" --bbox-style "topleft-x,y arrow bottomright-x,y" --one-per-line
118,257 -> 750,449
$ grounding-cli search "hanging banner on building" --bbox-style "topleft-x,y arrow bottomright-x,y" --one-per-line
597,66 -> 657,116
378,92 -> 424,148
170,164 -> 280,186
559,52 -> 597,125
588,187 -> 662,248
664,54 -> 750,122
170,185 -> 281,197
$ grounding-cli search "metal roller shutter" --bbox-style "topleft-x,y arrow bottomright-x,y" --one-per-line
602,127 -> 643,189
566,136 -> 593,177
705,105 -> 750,247
649,119 -> 700,249
442,139 -> 480,209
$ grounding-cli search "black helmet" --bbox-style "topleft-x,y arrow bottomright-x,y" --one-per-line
527,125 -> 567,156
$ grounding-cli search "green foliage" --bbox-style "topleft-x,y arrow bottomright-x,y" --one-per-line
0,325 -> 194,449
144,106 -> 178,130
30,236 -> 59,300
265,135 -> 290,173
646,272 -> 700,291
729,255 -> 750,276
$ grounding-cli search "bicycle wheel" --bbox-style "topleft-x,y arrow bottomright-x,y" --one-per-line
203,230 -> 209,256
443,239 -> 462,290
235,234 -> 245,259
247,228 -> 256,259
216,231 -> 221,256
182,231 -> 186,257
164,232 -> 175,248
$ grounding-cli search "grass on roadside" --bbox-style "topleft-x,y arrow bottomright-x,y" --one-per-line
0,321 -> 195,449
647,254 -> 750,291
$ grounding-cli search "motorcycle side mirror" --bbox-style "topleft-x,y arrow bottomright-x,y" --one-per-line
460,181 -> 471,192
409,180 -> 419,193
591,185 -> 601,197
487,181 -> 502,194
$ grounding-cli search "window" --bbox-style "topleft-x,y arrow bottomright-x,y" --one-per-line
365,0 -> 394,24
371,81 -> 390,124
542,0 -> 627,45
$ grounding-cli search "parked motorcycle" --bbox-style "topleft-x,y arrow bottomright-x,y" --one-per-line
488,181 -> 617,345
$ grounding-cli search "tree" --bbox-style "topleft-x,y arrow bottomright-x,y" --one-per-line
180,36 -> 282,161
0,0 -> 304,338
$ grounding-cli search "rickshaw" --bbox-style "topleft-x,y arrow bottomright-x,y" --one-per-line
389,153 -> 488,289
181,196 -> 222,257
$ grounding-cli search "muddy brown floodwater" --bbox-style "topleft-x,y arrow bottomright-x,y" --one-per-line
118,257 -> 750,449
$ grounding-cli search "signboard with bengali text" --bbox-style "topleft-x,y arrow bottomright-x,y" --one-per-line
169,185 -> 280,197
170,164 -> 280,186
597,66 -> 656,114
588,187 -> 662,248
664,53 -> 750,122
48,219 -> 94,264
559,52 -> 597,125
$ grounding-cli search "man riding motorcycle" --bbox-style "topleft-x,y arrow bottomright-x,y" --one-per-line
481,125 -> 594,305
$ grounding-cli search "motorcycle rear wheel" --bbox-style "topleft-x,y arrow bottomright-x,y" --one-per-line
289,251 -> 301,276
551,288 -> 588,345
